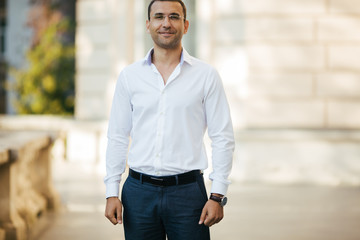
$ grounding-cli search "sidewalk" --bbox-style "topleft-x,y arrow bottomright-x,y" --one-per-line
37,159 -> 360,240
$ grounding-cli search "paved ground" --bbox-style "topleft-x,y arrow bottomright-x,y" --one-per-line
37,159 -> 360,240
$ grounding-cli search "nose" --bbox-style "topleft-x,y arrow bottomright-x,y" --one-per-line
162,16 -> 171,27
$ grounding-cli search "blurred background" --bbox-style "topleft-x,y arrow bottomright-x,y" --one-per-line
1,0 -> 360,240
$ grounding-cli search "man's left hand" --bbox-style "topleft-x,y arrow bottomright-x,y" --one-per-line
198,199 -> 224,227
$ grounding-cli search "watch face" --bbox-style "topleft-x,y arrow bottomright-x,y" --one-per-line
221,196 -> 227,207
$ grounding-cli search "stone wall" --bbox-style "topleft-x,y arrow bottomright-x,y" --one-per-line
209,0 -> 360,130
0,131 -> 60,240
232,129 -> 360,185
195,0 -> 360,185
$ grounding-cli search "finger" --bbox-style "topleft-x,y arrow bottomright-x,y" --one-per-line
213,218 -> 221,225
111,216 -> 118,225
199,207 -> 207,225
106,211 -> 118,225
208,213 -> 223,227
204,214 -> 215,227
111,212 -> 118,225
216,215 -> 224,223
117,206 -> 122,224
213,215 -> 222,224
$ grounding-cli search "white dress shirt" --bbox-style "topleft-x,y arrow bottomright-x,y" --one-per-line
105,48 -> 235,198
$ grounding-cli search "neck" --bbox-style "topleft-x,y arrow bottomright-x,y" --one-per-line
152,45 -> 183,66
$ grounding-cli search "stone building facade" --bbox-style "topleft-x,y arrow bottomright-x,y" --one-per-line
76,0 -> 360,128
75,0 -> 360,185
2,0 -> 360,185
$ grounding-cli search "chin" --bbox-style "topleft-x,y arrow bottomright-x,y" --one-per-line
157,40 -> 181,50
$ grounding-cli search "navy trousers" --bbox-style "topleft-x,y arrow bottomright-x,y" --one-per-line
121,172 -> 210,240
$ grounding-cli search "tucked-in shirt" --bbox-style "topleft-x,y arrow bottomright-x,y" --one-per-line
105,48 -> 235,198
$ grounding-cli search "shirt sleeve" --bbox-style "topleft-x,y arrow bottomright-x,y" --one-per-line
204,68 -> 235,196
104,71 -> 132,198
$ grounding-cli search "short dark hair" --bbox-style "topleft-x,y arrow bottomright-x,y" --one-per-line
148,0 -> 187,21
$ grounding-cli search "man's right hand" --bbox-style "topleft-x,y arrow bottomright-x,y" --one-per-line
105,197 -> 123,225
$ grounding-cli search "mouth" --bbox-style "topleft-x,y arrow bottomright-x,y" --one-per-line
158,32 -> 175,37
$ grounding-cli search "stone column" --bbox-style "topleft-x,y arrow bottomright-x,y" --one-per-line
76,0 -> 135,120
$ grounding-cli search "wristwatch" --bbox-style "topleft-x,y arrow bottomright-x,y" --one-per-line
209,194 -> 227,207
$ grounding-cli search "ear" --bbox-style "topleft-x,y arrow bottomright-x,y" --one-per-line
146,20 -> 150,33
183,20 -> 189,34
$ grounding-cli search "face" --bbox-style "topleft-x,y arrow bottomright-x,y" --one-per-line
146,1 -> 189,50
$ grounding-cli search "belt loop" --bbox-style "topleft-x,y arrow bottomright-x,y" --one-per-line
140,173 -> 143,184
175,175 -> 179,185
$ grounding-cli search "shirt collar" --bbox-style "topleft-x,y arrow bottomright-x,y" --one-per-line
143,48 -> 193,66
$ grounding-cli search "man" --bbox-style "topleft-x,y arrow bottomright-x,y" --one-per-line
104,0 -> 235,239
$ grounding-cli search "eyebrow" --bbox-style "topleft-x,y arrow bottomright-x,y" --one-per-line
154,12 -> 181,16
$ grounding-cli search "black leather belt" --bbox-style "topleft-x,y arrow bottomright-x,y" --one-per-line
129,169 -> 201,186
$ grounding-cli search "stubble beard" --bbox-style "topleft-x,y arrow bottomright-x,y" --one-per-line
152,32 -> 182,50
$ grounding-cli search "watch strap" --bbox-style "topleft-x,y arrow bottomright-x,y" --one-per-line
209,194 -> 222,203
210,194 -> 227,207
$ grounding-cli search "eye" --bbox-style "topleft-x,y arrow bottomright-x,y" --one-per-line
169,15 -> 181,20
154,14 -> 165,20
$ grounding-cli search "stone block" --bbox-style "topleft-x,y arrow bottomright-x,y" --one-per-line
77,72 -> 112,96
329,0 -> 360,14
329,46 -> 360,70
76,46 -> 110,71
66,130 -> 98,162
214,47 -> 248,87
215,45 -> 325,70
233,134 -> 360,185
317,72 -> 360,97
75,72 -> 116,120
243,99 -> 325,128
247,73 -> 314,97
247,44 -> 325,70
77,0 -> 112,22
76,95 -> 109,120
77,24 -> 112,46
318,17 -> 360,41
215,0 -> 326,15
227,95 -> 245,130
328,101 -> 360,128
216,17 -> 314,42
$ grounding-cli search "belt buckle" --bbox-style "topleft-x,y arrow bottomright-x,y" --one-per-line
150,177 -> 164,182
150,176 -> 165,186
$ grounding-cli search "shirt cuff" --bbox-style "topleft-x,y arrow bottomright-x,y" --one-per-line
210,180 -> 229,196
105,182 -> 120,199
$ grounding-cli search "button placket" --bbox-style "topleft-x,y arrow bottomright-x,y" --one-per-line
151,63 -> 180,174
154,88 -> 166,173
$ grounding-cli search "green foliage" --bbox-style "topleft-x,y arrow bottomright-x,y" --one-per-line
11,15 -> 75,115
